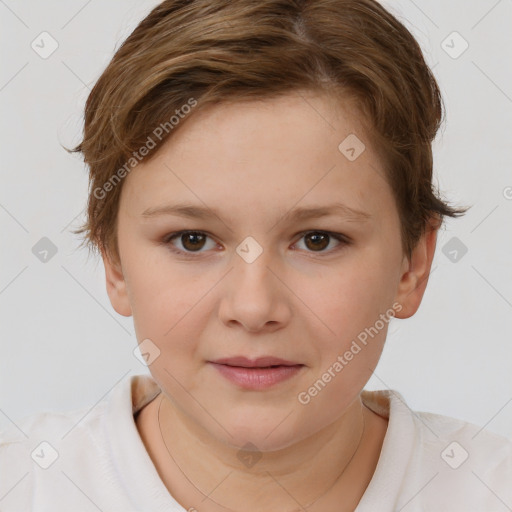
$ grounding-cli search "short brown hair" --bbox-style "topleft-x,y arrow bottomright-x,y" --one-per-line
67,0 -> 470,266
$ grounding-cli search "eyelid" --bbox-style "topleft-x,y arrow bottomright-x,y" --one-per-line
162,229 -> 351,258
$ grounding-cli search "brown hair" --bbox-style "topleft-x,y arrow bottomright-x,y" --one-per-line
66,0 -> 470,266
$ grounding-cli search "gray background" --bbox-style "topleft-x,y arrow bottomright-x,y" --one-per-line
1,0 -> 511,438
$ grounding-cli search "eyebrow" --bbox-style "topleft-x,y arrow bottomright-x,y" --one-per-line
141,202 -> 372,223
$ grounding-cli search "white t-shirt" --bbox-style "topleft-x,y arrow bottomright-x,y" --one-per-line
1,373 -> 511,511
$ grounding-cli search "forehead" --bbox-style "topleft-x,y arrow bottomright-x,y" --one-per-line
166,91 -> 369,161
119,91 -> 393,224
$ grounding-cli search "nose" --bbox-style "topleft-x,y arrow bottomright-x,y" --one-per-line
217,247 -> 292,333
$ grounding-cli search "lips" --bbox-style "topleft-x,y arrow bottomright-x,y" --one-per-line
209,356 -> 304,390
211,356 -> 301,368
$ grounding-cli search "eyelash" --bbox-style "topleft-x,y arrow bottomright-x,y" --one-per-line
161,230 -> 351,258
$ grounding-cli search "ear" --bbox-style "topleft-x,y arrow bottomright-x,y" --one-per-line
101,248 -> 132,317
394,217 -> 440,319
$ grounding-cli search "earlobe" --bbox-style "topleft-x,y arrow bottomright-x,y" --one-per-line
394,219 -> 440,319
101,249 -> 133,317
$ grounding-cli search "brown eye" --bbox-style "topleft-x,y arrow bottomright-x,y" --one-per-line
294,231 -> 349,254
165,231 -> 216,254
303,232 -> 330,251
180,232 -> 207,251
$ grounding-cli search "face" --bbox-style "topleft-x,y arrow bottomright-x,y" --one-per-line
103,91 -> 437,451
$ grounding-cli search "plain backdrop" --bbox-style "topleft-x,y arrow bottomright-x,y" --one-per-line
1,0 -> 511,439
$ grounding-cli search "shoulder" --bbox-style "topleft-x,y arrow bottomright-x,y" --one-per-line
360,389 -> 512,511
0,374 -> 159,511
0,400 -> 108,460
404,401 -> 512,510
367,388 -> 512,468
1,398 -> 107,448
0,402 -> 108,508
412,408 -> 512,466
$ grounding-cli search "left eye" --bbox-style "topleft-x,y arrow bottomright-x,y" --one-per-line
294,231 -> 349,253
162,230 -> 350,257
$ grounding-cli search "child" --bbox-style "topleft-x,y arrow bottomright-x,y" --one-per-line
2,1 -> 511,510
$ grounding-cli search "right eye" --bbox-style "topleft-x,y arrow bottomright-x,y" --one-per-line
163,231 -> 218,256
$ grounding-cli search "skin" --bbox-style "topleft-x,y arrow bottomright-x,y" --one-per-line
102,90 -> 439,511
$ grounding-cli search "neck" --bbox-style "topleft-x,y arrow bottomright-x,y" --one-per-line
142,393 -> 383,512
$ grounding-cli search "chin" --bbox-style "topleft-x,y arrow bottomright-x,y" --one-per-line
226,430 -> 298,453
211,412 -> 309,453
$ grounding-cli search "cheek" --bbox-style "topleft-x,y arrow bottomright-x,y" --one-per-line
122,241 -> 199,326
126,267 -> 202,361
308,254 -> 396,344
299,255 -> 398,395
296,296 -> 391,422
